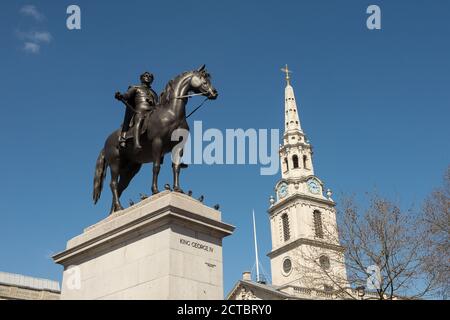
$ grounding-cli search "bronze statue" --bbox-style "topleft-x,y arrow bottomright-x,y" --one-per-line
115,72 -> 159,149
93,65 -> 218,213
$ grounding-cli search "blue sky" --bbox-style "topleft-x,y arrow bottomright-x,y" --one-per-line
0,0 -> 449,296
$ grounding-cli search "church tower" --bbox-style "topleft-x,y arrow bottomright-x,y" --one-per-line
267,66 -> 348,292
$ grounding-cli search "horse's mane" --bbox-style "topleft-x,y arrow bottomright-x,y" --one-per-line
159,71 -> 191,105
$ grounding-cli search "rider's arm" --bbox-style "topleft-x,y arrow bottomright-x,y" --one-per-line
121,86 -> 136,101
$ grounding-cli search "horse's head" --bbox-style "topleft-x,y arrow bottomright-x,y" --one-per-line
189,64 -> 218,100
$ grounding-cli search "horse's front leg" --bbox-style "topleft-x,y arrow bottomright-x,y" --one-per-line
172,163 -> 182,193
151,139 -> 162,194
172,147 -> 187,193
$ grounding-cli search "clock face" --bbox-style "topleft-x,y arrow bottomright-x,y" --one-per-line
278,183 -> 288,199
307,180 -> 320,194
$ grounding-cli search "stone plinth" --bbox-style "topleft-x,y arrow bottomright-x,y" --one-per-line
53,191 -> 235,300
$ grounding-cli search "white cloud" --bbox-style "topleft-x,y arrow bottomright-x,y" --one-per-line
16,6 -> 51,54
17,30 -> 52,43
28,31 -> 52,43
24,42 -> 40,54
20,5 -> 45,21
16,30 -> 52,53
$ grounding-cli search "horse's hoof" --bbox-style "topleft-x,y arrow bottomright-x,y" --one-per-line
173,187 -> 184,194
110,205 -> 123,214
152,189 -> 159,195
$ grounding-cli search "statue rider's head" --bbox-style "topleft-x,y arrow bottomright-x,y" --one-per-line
140,72 -> 154,86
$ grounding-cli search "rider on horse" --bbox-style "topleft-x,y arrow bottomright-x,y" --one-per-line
115,72 -> 159,149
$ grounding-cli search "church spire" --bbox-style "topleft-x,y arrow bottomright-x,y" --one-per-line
281,65 -> 302,133
278,65 -> 313,180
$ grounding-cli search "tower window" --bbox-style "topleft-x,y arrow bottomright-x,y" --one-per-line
284,157 -> 289,172
283,258 -> 292,274
313,210 -> 324,239
281,213 -> 290,242
303,155 -> 308,169
292,155 -> 299,168
319,255 -> 330,270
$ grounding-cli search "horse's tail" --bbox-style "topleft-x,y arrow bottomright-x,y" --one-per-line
93,148 -> 107,204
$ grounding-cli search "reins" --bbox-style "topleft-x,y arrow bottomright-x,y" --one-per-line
172,93 -> 210,119
185,97 -> 209,119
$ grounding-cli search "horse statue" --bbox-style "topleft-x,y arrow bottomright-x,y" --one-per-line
92,65 -> 218,213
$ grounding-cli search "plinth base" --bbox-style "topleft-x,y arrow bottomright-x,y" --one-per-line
53,191 -> 234,300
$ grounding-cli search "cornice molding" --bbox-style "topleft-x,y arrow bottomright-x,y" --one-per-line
267,237 -> 345,259
268,192 -> 335,214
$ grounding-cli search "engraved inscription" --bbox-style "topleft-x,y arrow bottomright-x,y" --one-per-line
179,238 -> 214,253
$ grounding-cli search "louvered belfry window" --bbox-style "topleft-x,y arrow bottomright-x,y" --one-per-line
282,213 -> 290,241
313,210 -> 324,239
292,155 -> 299,168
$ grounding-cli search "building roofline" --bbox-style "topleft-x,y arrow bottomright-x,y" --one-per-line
0,271 -> 61,293
226,279 -> 297,300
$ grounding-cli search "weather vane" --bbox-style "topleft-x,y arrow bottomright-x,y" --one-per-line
280,64 -> 292,85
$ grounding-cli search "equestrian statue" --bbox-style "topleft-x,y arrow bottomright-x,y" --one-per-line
92,65 -> 218,214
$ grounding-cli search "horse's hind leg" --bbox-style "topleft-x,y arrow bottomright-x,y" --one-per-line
109,161 -> 124,213
151,159 -> 161,195
118,163 -> 142,199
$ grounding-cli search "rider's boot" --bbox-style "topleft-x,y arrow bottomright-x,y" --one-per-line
134,116 -> 143,150
119,131 -> 127,148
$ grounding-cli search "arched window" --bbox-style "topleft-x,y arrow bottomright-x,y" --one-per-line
284,158 -> 289,171
313,210 -> 323,239
303,155 -> 308,169
292,155 -> 299,168
282,213 -> 290,242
